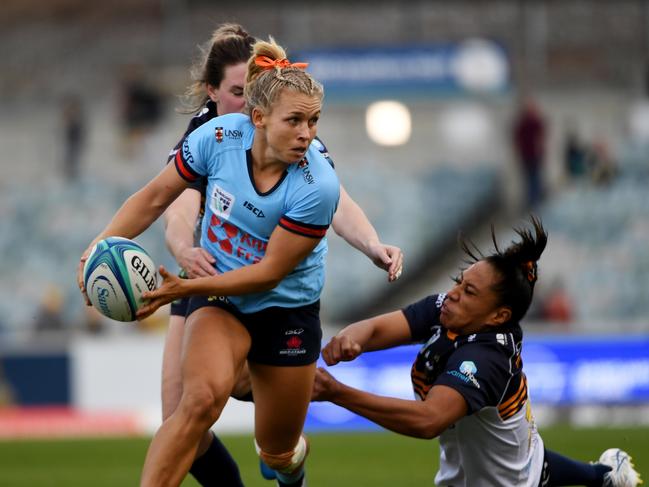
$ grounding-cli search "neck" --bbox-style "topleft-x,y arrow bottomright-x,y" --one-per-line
251,133 -> 288,174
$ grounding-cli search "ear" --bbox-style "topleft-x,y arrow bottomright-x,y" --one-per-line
251,106 -> 265,129
491,306 -> 512,326
206,83 -> 219,103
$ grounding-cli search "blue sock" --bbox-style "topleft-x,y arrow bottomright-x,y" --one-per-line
189,433 -> 243,487
545,449 -> 612,487
259,458 -> 277,480
276,469 -> 305,486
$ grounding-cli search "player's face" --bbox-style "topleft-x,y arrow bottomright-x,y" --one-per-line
440,260 -> 504,333
261,89 -> 321,163
208,62 -> 247,115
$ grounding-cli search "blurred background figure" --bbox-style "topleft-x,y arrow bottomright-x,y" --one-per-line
61,94 -> 85,181
118,64 -> 165,158
512,96 -> 547,209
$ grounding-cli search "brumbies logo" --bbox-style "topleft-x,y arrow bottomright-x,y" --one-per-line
215,127 -> 224,143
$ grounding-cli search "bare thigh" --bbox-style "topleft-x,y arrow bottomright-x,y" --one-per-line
249,362 -> 316,454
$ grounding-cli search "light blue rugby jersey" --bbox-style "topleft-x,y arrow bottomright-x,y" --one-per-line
174,112 -> 340,313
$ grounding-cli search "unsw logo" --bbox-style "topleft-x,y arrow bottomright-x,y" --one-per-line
215,127 -> 243,143
298,158 -> 314,185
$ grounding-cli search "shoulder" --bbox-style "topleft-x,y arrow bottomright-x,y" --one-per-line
186,113 -> 253,153
451,325 -> 521,369
402,293 -> 445,341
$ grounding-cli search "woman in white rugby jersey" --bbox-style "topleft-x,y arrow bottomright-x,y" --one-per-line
160,22 -> 404,487
313,216 -> 640,487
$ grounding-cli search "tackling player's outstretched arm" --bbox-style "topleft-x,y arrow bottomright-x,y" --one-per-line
322,311 -> 414,365
313,369 -> 467,439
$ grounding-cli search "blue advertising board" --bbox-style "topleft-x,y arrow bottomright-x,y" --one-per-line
295,39 -> 509,98
305,335 -> 649,431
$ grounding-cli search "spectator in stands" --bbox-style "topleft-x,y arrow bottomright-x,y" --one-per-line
159,23 -> 403,487
588,135 -> 617,186
118,64 -> 165,157
61,94 -> 85,181
563,122 -> 587,181
540,278 -> 574,324
33,285 -> 65,334
513,97 -> 547,208
313,216 -> 640,487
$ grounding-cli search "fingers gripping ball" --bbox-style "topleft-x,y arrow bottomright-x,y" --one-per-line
255,435 -> 309,475
83,237 -> 158,321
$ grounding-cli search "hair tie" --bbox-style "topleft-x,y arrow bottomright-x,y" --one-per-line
523,260 -> 537,284
254,55 -> 309,70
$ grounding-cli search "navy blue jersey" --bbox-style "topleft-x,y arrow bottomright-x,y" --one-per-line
402,294 -> 544,486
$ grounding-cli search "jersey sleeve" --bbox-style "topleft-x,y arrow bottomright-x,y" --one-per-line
174,122 -> 212,183
168,134 -> 206,192
433,343 -> 512,414
402,294 -> 443,342
279,164 -> 340,239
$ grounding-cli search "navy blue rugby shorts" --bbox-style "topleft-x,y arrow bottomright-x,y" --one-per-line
185,296 -> 322,366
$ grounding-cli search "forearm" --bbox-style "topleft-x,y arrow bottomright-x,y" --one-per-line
332,188 -> 380,254
329,383 -> 438,439
164,212 -> 195,263
96,189 -> 169,242
180,260 -> 281,297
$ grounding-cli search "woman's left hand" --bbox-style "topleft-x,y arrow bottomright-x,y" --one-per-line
136,266 -> 186,320
368,243 -> 403,282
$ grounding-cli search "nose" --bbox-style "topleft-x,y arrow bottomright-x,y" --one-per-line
297,122 -> 310,141
446,284 -> 460,301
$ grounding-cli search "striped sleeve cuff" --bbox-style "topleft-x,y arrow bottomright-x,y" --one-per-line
175,150 -> 201,182
279,216 -> 328,239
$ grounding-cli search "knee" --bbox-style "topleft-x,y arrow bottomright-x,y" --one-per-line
178,383 -> 228,427
256,435 -> 309,475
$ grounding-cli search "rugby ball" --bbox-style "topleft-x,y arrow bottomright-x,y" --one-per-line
83,237 -> 157,322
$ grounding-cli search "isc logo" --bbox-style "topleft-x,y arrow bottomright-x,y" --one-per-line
243,201 -> 265,218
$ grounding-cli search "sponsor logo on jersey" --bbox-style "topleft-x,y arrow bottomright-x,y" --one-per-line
447,360 -> 481,388
435,293 -> 447,309
243,200 -> 265,218
299,157 -> 315,185
497,333 -> 507,346
210,185 -> 235,219
225,129 -> 243,140
215,127 -> 224,143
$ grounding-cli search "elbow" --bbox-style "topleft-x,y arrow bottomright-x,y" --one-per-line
411,419 -> 443,440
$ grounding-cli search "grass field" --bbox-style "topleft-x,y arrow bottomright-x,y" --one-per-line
0,426 -> 646,486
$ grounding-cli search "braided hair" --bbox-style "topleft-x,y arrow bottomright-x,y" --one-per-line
459,215 -> 548,323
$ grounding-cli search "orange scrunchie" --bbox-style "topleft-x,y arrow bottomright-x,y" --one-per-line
254,55 -> 309,70
524,260 -> 537,283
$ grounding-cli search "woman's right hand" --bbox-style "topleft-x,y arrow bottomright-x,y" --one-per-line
177,247 -> 217,278
321,333 -> 362,366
